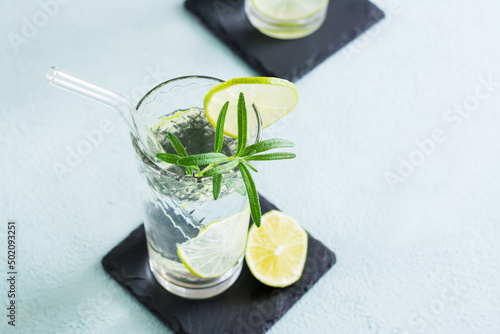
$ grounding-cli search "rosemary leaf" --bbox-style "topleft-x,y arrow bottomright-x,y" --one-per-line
238,162 -> 261,227
241,160 -> 258,173
168,133 -> 192,174
168,133 -> 189,157
178,153 -> 228,166
236,93 -> 247,157
242,138 -> 294,156
246,152 -> 296,161
156,153 -> 180,165
213,174 -> 222,200
215,101 -> 229,153
203,160 -> 239,176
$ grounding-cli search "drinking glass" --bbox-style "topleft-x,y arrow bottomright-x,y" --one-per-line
245,0 -> 330,39
132,76 -> 261,299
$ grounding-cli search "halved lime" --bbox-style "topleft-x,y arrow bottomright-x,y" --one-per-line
245,210 -> 308,287
177,206 -> 250,278
204,77 -> 298,138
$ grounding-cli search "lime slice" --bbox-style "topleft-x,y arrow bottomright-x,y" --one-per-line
245,210 -> 308,287
204,77 -> 298,138
177,206 -> 250,278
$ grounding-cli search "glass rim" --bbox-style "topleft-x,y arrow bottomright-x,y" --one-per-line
136,75 -> 225,111
132,75 -> 262,183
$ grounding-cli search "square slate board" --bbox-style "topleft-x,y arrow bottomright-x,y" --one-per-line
102,195 -> 336,334
185,0 -> 385,81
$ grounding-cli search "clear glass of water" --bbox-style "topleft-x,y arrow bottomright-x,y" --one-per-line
132,76 -> 261,299
245,0 -> 330,39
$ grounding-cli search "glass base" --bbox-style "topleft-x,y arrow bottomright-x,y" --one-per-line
245,1 -> 327,39
149,257 -> 244,299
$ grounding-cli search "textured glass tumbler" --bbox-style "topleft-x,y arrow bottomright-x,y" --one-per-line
245,0 -> 330,39
132,76 -> 260,299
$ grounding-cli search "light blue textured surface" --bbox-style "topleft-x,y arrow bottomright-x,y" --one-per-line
1,0 -> 500,333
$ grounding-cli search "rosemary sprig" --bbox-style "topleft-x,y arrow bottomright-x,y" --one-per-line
156,93 -> 295,227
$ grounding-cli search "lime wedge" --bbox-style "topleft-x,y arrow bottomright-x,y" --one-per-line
245,210 -> 308,287
177,206 -> 250,278
204,77 -> 298,138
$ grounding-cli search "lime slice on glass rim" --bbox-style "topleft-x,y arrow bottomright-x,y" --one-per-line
204,77 -> 298,138
245,210 -> 308,287
177,205 -> 250,278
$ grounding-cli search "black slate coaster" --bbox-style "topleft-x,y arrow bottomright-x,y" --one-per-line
102,196 -> 336,334
185,0 -> 384,81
